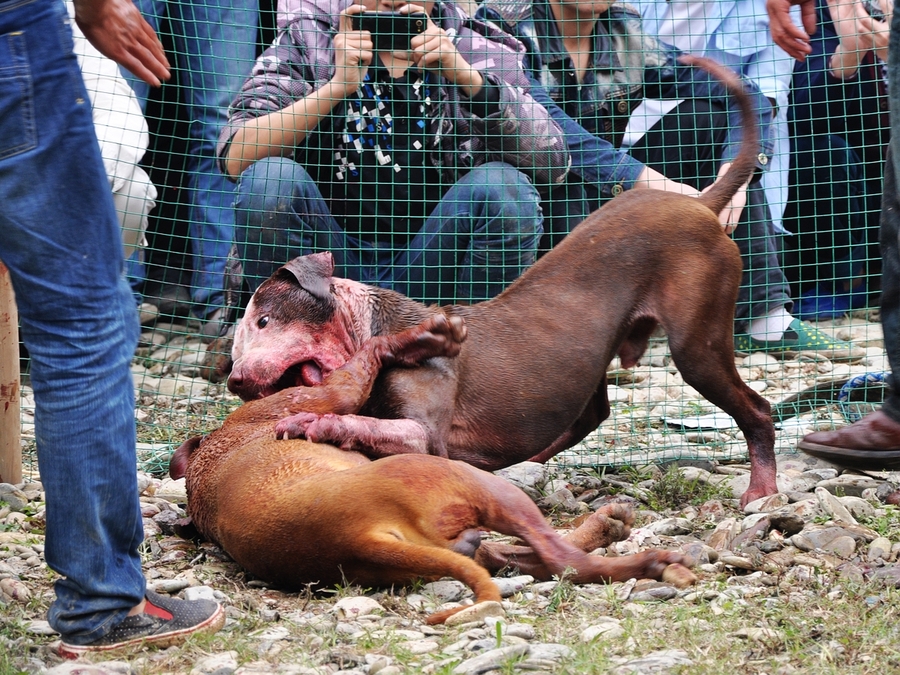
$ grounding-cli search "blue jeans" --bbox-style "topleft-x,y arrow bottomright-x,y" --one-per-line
0,0 -> 144,643
234,158 -> 544,305
125,0 -> 258,317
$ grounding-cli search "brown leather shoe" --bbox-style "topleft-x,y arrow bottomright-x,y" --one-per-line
798,409 -> 900,470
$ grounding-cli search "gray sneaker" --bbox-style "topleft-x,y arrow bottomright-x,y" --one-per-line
57,590 -> 225,658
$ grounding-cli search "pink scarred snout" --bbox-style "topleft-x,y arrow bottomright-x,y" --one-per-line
227,255 -> 366,401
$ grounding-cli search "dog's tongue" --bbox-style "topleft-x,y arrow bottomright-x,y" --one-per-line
299,361 -> 323,386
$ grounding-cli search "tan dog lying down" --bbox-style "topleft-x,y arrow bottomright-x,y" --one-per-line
171,315 -> 695,624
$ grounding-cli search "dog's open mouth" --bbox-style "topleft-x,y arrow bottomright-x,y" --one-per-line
275,360 -> 324,391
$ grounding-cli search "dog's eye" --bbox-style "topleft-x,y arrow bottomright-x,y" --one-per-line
257,316 -> 269,329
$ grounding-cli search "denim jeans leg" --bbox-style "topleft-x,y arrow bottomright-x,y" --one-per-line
730,179 -> 793,331
124,0 -> 258,317
234,157 -> 353,292
398,162 -> 543,304
171,0 -> 258,317
0,0 -> 144,642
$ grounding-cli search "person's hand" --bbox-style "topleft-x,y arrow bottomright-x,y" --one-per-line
73,0 -> 169,87
333,5 -> 375,95
767,0 -> 819,60
405,4 -> 484,97
702,163 -> 747,234
828,0 -> 891,73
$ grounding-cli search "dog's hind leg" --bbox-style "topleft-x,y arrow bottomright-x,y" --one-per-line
474,503 -> 635,575
460,465 -> 696,586
348,536 -> 503,625
663,282 -> 777,507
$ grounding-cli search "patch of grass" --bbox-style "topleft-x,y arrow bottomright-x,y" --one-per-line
856,505 -> 900,540
643,465 -> 733,512
546,568 -> 578,613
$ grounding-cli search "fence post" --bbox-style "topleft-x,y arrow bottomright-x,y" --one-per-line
0,261 -> 22,485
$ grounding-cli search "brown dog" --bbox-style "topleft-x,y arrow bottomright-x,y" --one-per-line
172,315 -> 696,624
226,55 -> 777,508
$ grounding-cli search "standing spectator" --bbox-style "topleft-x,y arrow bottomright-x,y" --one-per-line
768,0 -> 900,467
219,0 -> 570,305
783,0 -> 889,320
124,0 -> 259,337
0,0 -> 224,655
67,0 -> 160,324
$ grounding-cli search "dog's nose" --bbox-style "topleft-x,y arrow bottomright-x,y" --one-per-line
226,371 -> 243,394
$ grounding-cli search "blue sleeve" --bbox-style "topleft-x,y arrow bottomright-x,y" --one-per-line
644,46 -> 775,170
529,80 -> 645,198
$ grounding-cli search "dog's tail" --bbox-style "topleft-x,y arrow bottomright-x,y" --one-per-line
681,55 -> 760,217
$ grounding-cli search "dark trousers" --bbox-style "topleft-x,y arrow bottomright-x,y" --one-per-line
783,134 -> 870,294
880,149 -> 900,421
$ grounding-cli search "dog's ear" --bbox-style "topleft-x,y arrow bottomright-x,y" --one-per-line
170,435 -> 203,480
278,253 -> 334,302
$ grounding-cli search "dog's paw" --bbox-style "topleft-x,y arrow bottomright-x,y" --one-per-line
661,562 -> 698,588
594,502 -> 636,530
390,314 -> 468,366
274,412 -> 321,440
632,550 -> 697,586
739,480 -> 779,509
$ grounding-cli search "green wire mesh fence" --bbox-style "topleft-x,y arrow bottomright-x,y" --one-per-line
12,0 -> 891,479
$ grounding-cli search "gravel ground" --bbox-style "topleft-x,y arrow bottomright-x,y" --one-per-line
4,312 -> 900,674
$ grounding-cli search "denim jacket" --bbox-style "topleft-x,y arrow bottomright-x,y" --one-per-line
476,0 -> 774,197
218,0 -> 570,191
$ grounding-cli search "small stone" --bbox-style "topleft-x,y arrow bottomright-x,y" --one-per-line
838,496 -> 877,520
815,487 -> 858,524
494,462 -> 548,500
444,601 -> 505,627
0,578 -> 31,603
183,585 -> 217,602
190,651 -> 239,675
732,627 -> 781,642
504,624 -> 536,640
645,517 -> 693,536
402,639 -> 441,654
423,580 -> 469,602
582,618 -> 625,642
767,509 -> 807,536
451,644 -> 530,675
822,535 -> 857,558
743,493 -> 789,514
333,596 -> 385,620
611,649 -> 693,674
523,643 -> 574,666
0,484 -> 28,512
492,575 -> 534,598
148,578 -> 191,594
871,564 -> 900,587
26,620 -> 56,635
720,555 -> 757,571
630,586 -> 678,602
816,475 -> 882,498
707,518 -> 740,550
869,538 -> 893,563
537,488 -> 583,513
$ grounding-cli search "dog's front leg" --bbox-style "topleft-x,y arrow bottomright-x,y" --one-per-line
274,412 -> 438,458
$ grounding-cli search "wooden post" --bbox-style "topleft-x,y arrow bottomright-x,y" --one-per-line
0,261 -> 22,485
